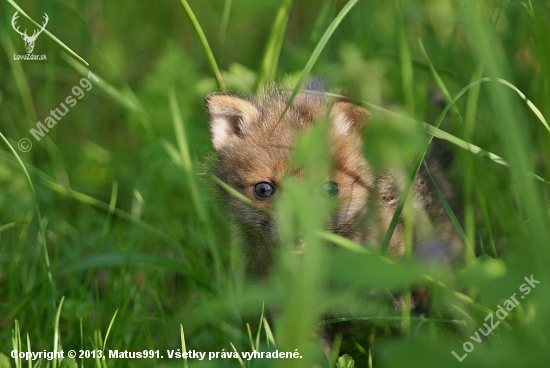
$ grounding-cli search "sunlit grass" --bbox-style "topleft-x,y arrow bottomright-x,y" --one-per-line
1,0 -> 549,367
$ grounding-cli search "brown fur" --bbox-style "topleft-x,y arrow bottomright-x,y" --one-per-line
206,88 -> 461,277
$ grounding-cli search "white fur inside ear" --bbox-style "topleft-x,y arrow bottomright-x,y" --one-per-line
210,115 -> 237,151
332,112 -> 355,136
207,94 -> 260,152
330,100 -> 369,136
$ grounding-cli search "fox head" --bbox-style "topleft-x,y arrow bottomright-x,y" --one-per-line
206,89 -> 380,275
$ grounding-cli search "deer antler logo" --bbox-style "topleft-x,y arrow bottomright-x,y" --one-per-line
11,11 -> 49,54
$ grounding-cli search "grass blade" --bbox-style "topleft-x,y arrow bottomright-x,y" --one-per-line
423,161 -> 471,250
278,0 -> 358,121
230,342 -> 245,367
319,316 -> 465,326
418,38 -> 464,126
178,0 -> 225,90
317,231 -> 372,254
379,37 -> 465,256
57,252 -> 211,290
102,309 -> 118,356
218,0 -> 233,63
308,89 -> 550,195
15,165 -> 189,258
246,323 -> 254,350
256,0 -> 293,91
494,78 -> 550,133
460,3 -> 550,297
263,318 -> 276,347
396,0 -> 415,112
0,222 -> 19,233
255,302 -> 265,350
53,296 -> 64,368
211,175 -> 275,214
351,96 -> 550,186
181,325 -> 189,368
100,181 -> 118,247
170,90 -> 224,284
169,90 -> 193,174
0,132 -> 56,313
61,53 -> 153,133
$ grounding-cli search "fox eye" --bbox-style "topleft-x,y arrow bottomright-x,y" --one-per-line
254,182 -> 275,199
321,181 -> 339,198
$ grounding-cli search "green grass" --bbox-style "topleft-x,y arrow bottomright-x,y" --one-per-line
1,0 -> 549,367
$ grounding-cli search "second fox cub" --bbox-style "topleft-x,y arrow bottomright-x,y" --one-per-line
206,87 -> 461,277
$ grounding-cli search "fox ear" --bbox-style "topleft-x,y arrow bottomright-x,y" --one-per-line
206,93 -> 260,151
329,100 -> 370,136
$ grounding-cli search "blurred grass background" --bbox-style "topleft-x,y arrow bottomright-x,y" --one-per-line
0,0 -> 549,367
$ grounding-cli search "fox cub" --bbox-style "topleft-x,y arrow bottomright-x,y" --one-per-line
206,87 -> 461,277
